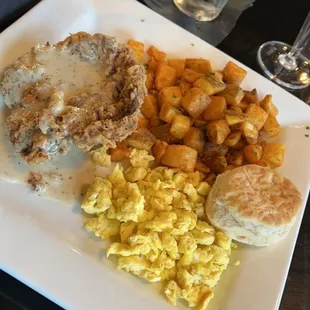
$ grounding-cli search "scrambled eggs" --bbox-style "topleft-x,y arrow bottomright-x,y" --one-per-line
82,148 -> 236,310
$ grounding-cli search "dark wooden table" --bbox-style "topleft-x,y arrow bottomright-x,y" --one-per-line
1,0 -> 310,309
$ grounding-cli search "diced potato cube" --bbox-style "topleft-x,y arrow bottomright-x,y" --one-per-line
148,89 -> 158,98
242,121 -> 258,144
257,131 -> 270,146
138,114 -> 150,129
205,156 -> 227,174
214,71 -> 224,81
263,115 -> 281,136
150,115 -> 164,127
126,128 -> 156,150
260,94 -> 279,116
195,160 -> 210,174
148,56 -> 157,72
145,71 -> 154,89
224,110 -> 246,126
159,104 -> 181,123
193,119 -> 208,129
155,64 -> 177,91
243,144 -> 263,164
182,69 -> 203,83
245,104 -> 268,130
158,86 -> 182,107
234,100 -> 249,111
168,59 -> 185,78
193,76 -> 226,95
219,84 -> 244,105
147,45 -> 166,61
231,137 -> 246,150
150,124 -> 171,143
141,94 -> 158,119
229,106 -> 243,114
203,96 -> 227,121
243,88 -> 258,103
226,150 -> 243,166
222,61 -> 247,85
181,87 -> 211,119
161,145 -> 198,172
152,140 -> 169,164
110,143 -> 130,162
223,131 -> 242,147
170,115 -> 191,139
183,127 -> 205,154
207,120 -> 231,144
185,58 -> 212,74
262,143 -> 285,168
127,39 -> 144,63
204,142 -> 228,160
205,172 -> 216,186
179,80 -> 191,96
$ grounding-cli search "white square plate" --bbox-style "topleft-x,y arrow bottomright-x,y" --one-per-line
0,0 -> 310,309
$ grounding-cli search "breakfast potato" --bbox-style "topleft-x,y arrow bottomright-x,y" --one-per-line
110,143 -> 130,162
126,128 -> 156,150
242,121 -> 258,144
141,94 -> 158,119
193,119 -> 208,129
194,75 -> 226,96
205,172 -> 217,186
185,58 -> 212,74
161,145 -> 198,172
205,155 -> 227,174
225,165 -> 238,171
204,142 -> 228,160
147,45 -> 166,61
257,131 -> 270,146
207,120 -> 231,144
145,71 -> 154,89
262,143 -> 285,168
155,63 -> 177,90
224,110 -> 246,126
222,61 -> 247,85
152,140 -> 169,164
138,114 -> 150,129
243,144 -> 263,164
181,87 -> 211,119
243,88 -> 258,104
150,124 -> 171,143
182,68 -> 204,83
234,100 -> 249,111
226,150 -> 243,166
159,103 -> 181,123
260,94 -> 279,116
148,56 -> 157,72
219,84 -> 244,105
203,96 -> 226,121
158,86 -> 182,107
195,160 -> 210,173
263,115 -> 281,136
183,127 -> 205,154
230,106 -> 243,114
179,80 -> 191,96
150,115 -> 164,127
214,71 -> 224,81
223,131 -> 242,147
231,137 -> 246,150
170,115 -> 191,139
245,104 -> 268,130
127,39 -> 144,63
167,59 -> 185,78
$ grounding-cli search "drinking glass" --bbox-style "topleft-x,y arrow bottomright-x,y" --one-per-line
173,0 -> 228,22
257,11 -> 310,90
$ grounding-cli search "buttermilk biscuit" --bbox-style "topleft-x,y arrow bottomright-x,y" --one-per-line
205,165 -> 302,246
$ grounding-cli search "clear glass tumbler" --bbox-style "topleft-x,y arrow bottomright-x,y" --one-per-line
257,11 -> 310,90
173,0 -> 228,22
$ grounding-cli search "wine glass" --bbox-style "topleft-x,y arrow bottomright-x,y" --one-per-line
257,11 -> 310,90
173,0 -> 228,22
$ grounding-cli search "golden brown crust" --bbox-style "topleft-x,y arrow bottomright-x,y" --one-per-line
218,165 -> 302,226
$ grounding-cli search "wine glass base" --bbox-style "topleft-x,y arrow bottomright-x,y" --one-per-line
257,41 -> 310,90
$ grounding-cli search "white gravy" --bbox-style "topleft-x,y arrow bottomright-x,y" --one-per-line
35,46 -> 106,99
